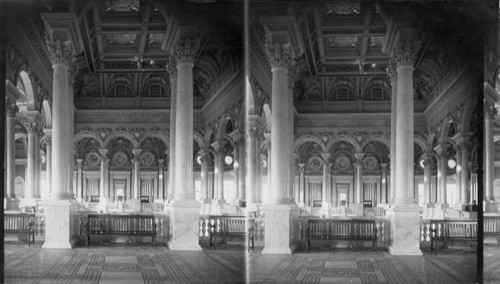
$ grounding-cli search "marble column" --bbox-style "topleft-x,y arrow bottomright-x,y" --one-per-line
353,153 -> 364,215
44,130 -> 52,199
237,134 -> 246,202
454,145 -> 462,207
380,163 -> 388,204
422,153 -> 433,207
157,159 -> 165,201
24,123 -> 41,202
43,31 -> 79,249
166,56 -> 177,202
246,127 -> 258,205
389,36 -> 422,255
199,150 -> 210,202
76,159 -> 83,202
168,37 -> 201,251
458,138 -> 470,208
388,58 -> 397,205
6,103 -> 18,200
98,149 -> 109,203
298,163 -> 305,206
434,144 -> 449,209
34,133 -> 41,199
132,149 -> 142,206
232,143 -> 239,203
485,104 -> 498,212
321,153 -> 331,209
212,141 -> 226,203
262,40 -> 298,254
265,132 -> 272,204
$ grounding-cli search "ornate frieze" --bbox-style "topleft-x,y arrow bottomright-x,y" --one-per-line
173,37 -> 200,64
393,40 -> 420,67
485,101 -> 498,120
387,58 -> 397,82
165,56 -> 177,79
46,37 -> 74,66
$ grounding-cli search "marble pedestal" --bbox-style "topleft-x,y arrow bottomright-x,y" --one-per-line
388,205 -> 423,255
167,200 -> 202,251
43,199 -> 78,249
5,198 -> 20,210
485,201 -> 499,213
132,199 -> 142,212
354,203 -> 364,216
261,204 -> 299,254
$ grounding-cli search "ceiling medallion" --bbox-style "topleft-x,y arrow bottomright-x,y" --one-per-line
104,0 -> 140,12
326,0 -> 361,15
107,34 -> 136,45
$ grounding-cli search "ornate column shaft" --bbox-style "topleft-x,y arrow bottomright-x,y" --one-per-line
455,146 -> 462,205
44,130 -> 52,199
132,149 -> 142,199
24,121 -> 42,200
99,149 -> 109,200
267,42 -> 294,205
388,58 -> 397,204
172,40 -> 198,201
157,159 -> 165,200
76,159 -> 83,201
422,154 -> 433,206
237,134 -> 246,201
393,40 -> 419,205
232,143 -> 239,202
354,153 -> 364,204
381,163 -> 388,204
199,151 -> 210,201
321,153 -> 331,208
47,38 -> 73,199
485,104 -> 496,201
255,133 -> 263,203
246,127 -> 258,204
265,133 -> 272,202
212,141 -> 226,202
435,144 -> 448,208
67,63 -> 78,200
6,103 -> 18,198
166,57 -> 177,202
459,140 -> 470,205
298,163 -> 305,205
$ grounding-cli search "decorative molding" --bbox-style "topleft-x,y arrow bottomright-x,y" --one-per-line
173,37 -> 201,64
393,40 -> 420,67
264,37 -> 294,69
46,37 -> 74,66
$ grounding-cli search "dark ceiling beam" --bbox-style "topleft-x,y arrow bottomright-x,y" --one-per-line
138,2 -> 153,57
359,6 -> 373,61
80,14 -> 95,72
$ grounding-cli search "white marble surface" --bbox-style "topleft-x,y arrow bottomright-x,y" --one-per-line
261,205 -> 298,254
42,200 -> 78,249
168,201 -> 202,251
388,206 -> 422,255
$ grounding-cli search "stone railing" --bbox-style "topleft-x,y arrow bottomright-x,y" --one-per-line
364,207 -> 386,218
34,213 -> 45,240
141,203 -> 164,212
420,219 -> 432,244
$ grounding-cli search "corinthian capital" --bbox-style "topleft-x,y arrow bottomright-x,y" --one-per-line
6,103 -> 18,117
393,40 -> 421,67
68,62 -> 79,80
173,37 -> 200,64
264,41 -> 294,70
387,57 -> 397,82
46,36 -> 74,66
165,56 -> 177,79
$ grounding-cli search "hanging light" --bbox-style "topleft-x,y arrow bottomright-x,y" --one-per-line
224,155 -> 233,165
196,155 -> 202,165
448,159 -> 456,169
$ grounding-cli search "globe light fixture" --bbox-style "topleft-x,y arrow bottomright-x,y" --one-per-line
224,155 -> 233,165
448,159 -> 456,169
196,155 -> 202,165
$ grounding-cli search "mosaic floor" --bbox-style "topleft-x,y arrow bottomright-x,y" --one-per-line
485,246 -> 500,283
3,243 -> 483,284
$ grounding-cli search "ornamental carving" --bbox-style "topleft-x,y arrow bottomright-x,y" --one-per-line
363,156 -> 378,170
74,74 -> 100,98
335,156 -> 351,170
46,37 -> 74,66
264,38 -> 294,69
85,151 -> 101,166
6,103 -> 18,117
113,151 -> 128,166
393,41 -> 420,67
140,152 -> 155,166
308,156 -> 323,171
173,37 -> 200,64
165,56 -> 177,78
387,58 -> 397,81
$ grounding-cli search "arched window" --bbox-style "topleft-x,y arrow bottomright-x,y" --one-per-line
142,83 -> 167,97
328,87 -> 356,101
363,87 -> 390,101
107,83 -> 134,97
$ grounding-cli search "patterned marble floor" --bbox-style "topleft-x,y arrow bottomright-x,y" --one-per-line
249,248 -> 477,284
485,246 -> 500,283
4,243 -> 246,284
4,243 -> 482,284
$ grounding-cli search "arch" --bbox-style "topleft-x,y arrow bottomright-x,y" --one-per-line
246,75 -> 258,115
41,100 -> 52,128
439,118 -> 455,145
459,101 -> 475,134
137,131 -> 169,150
103,132 -> 137,148
193,131 -> 204,150
414,134 -> 428,153
15,132 -> 28,141
294,134 -> 327,153
18,70 -> 36,110
325,136 -> 361,153
74,130 -> 105,148
262,104 -> 272,131
359,135 -> 390,151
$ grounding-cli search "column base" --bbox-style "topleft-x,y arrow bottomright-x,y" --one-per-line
166,200 -> 202,251
132,199 -> 142,212
5,198 -> 20,211
353,203 -> 364,216
485,201 -> 499,213
42,199 -> 79,249
261,204 -> 299,255
388,204 -> 423,256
